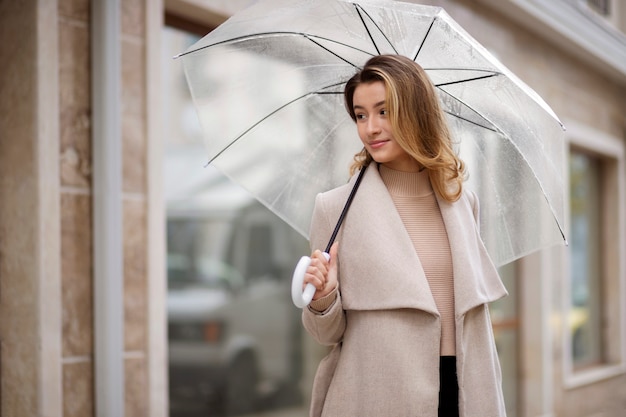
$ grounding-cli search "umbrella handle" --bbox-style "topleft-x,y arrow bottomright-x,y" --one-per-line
291,252 -> 330,308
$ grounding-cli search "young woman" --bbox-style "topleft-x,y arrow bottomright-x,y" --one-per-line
302,55 -> 508,417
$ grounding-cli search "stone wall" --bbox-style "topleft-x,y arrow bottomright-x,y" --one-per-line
121,0 -> 150,415
59,0 -> 151,415
59,1 -> 94,415
0,0 -> 152,415
0,0 -> 62,415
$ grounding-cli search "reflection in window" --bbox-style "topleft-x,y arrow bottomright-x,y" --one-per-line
246,224 -> 275,278
163,23 -> 312,417
569,150 -> 604,369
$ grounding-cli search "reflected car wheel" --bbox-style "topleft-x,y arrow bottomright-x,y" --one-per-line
225,350 -> 259,415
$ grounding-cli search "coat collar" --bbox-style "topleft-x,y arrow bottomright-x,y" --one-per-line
435,186 -> 508,316
337,164 -> 507,316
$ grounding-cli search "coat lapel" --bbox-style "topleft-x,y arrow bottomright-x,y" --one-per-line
338,165 -> 439,315
436,192 -> 508,317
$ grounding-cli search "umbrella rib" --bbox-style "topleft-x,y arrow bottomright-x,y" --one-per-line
207,83 -> 347,164
304,35 -> 362,68
176,31 -> 376,60
442,110 -> 497,132
436,85 -> 500,132
435,73 -> 499,87
352,3 -> 398,55
426,67 -> 502,74
413,17 -> 437,61
355,5 -> 379,54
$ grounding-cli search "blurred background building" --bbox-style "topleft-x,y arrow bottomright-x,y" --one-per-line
0,0 -> 624,416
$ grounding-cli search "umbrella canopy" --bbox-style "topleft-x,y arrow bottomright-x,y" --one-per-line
178,0 -> 567,267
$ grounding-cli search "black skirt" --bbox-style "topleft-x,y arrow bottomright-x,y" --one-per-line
438,356 -> 459,417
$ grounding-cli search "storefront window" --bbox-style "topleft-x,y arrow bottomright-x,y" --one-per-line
162,24 -> 313,417
569,150 -> 604,369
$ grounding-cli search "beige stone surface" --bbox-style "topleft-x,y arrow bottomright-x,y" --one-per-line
561,374 -> 626,417
125,356 -> 149,417
59,18 -> 92,188
123,0 -> 146,38
122,38 -> 147,194
124,198 -> 148,351
61,193 -> 94,357
59,0 -> 89,21
123,113 -> 148,194
63,361 -> 94,417
1,1 -> 62,415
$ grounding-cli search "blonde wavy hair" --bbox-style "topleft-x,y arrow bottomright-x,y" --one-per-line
344,55 -> 466,203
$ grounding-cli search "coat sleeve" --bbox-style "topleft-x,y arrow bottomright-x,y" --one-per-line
302,192 -> 347,346
302,292 -> 346,345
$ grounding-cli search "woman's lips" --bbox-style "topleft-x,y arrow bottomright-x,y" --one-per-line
369,140 -> 388,149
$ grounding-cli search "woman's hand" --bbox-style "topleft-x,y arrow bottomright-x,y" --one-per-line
303,242 -> 339,300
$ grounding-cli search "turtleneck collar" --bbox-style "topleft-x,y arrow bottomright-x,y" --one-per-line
378,163 -> 433,198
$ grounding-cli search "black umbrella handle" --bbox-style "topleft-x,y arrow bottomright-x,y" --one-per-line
324,164 -> 368,253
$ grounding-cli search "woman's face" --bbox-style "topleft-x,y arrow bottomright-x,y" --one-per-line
352,81 -> 419,172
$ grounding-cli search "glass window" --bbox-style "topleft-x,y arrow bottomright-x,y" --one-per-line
564,129 -> 625,389
245,224 -> 275,278
163,24 -> 312,417
569,150 -> 604,369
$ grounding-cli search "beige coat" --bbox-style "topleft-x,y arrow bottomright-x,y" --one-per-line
303,164 -> 508,417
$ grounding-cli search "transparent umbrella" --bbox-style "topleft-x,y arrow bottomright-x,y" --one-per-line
178,0 -> 567,269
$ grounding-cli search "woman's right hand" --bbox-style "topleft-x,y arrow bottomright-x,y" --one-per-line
303,242 -> 339,300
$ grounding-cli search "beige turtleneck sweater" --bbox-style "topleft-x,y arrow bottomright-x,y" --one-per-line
379,164 -> 456,356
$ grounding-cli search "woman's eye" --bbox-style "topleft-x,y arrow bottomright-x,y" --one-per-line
380,109 -> 388,116
356,113 -> 366,120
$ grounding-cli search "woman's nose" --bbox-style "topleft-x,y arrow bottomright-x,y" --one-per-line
367,117 -> 381,135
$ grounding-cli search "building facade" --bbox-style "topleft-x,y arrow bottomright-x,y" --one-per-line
0,0 -> 624,416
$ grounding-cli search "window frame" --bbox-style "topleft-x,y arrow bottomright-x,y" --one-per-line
586,0 -> 611,17
562,120 -> 626,388
582,0 -> 625,31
